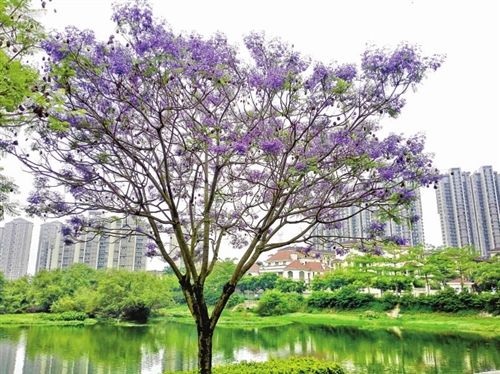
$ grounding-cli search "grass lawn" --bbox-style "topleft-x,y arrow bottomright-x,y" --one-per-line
158,306 -> 500,338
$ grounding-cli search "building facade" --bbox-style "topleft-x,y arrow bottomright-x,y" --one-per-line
312,190 -> 425,251
35,216 -> 148,273
0,218 -> 33,280
251,247 -> 331,283
436,166 -> 500,257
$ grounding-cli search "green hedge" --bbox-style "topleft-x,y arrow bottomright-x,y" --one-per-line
308,287 -> 375,310
167,357 -> 344,374
308,288 -> 500,314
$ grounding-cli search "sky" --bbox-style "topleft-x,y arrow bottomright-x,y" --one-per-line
1,0 -> 500,272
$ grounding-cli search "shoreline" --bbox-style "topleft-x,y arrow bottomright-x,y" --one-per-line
0,309 -> 499,338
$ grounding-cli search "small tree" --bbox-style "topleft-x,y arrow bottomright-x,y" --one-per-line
4,2 -> 442,372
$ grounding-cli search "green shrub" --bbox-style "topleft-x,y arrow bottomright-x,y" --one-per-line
167,357 -> 344,374
275,278 -> 306,293
255,290 -> 304,316
333,286 -> 375,309
378,292 -> 399,311
308,287 -> 374,310
307,291 -> 336,309
227,293 -> 245,308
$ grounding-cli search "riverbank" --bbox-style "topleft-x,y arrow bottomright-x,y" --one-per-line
0,308 -> 498,338
158,306 -> 500,338
0,313 -> 97,326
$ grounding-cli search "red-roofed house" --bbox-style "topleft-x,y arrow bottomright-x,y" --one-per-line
257,247 -> 330,283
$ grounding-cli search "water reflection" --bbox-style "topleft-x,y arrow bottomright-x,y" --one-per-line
0,322 -> 498,373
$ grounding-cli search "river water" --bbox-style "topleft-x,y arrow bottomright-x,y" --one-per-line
0,321 -> 498,373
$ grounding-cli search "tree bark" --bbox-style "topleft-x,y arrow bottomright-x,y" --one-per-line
197,321 -> 213,374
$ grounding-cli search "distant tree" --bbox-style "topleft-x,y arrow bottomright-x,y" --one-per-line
0,276 -> 32,313
93,270 -> 172,322
3,2 -> 442,371
471,257 -> 500,292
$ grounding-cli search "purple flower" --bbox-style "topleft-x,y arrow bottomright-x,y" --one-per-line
27,192 -> 42,205
69,185 -> 85,198
409,214 -> 420,224
233,142 -> 248,155
144,241 -> 159,257
386,235 -> 407,246
334,64 -> 357,82
367,221 -> 386,239
305,63 -> 329,89
210,144 -> 230,155
70,216 -> 84,229
260,139 -> 284,155
61,226 -> 72,236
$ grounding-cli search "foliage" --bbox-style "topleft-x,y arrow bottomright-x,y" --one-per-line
204,261 -> 237,305
0,276 -> 32,313
168,357 -> 344,374
92,270 -> 173,322
0,0 -> 47,219
255,290 -> 304,316
307,286 -> 499,314
275,277 -> 306,293
43,311 -> 89,321
472,258 -> 500,292
238,273 -> 279,292
0,265 -> 176,322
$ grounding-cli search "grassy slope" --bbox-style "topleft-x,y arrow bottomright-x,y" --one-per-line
158,306 -> 500,338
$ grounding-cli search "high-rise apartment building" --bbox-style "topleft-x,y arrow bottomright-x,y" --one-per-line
35,215 -> 148,273
436,166 -> 500,257
0,218 -> 33,280
35,221 -> 64,272
312,190 -> 425,250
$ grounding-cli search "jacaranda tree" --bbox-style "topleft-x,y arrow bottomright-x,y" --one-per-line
2,2 -> 443,372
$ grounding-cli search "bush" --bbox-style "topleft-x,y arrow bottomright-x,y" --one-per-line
255,290 -> 304,316
275,278 -> 306,293
227,293 -> 245,308
333,286 -> 375,309
308,291 -> 336,309
168,357 -> 344,374
308,287 -> 374,310
378,292 -> 399,311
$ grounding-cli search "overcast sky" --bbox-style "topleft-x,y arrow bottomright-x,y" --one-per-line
2,0 -> 499,271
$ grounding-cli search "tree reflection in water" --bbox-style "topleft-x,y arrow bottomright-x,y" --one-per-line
0,322 -> 498,373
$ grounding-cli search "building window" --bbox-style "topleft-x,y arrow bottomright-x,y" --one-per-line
287,271 -> 293,279
299,271 -> 305,281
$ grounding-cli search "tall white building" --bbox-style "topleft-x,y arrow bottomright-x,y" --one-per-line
312,189 -> 425,250
0,218 -> 33,280
35,216 -> 147,273
35,221 -> 64,272
436,166 -> 500,257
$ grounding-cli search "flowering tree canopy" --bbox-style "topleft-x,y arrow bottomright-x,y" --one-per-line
2,2 -> 442,372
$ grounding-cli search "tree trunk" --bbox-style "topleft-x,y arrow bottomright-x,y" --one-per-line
197,321 -> 213,374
